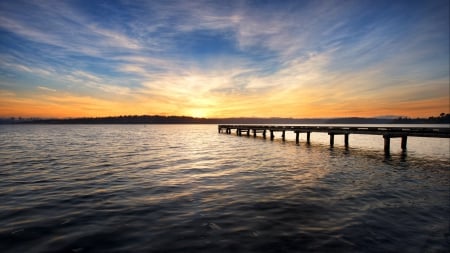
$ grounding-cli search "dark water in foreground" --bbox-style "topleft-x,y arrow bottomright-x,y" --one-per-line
0,124 -> 449,252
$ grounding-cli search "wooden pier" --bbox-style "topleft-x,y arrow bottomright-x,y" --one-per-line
218,125 -> 450,153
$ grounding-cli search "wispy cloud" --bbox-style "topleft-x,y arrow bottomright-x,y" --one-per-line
37,86 -> 56,92
0,0 -> 143,57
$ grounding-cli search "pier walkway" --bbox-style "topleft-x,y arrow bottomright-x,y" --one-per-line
218,125 -> 450,153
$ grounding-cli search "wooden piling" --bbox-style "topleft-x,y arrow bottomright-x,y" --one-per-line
295,131 -> 300,143
401,136 -> 407,150
306,132 -> 311,144
384,135 -> 390,153
270,130 -> 274,140
329,133 -> 335,146
282,130 -> 285,141
344,133 -> 349,147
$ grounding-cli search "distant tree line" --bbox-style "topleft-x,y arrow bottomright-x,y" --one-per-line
1,113 -> 449,124
16,115 -> 218,124
392,113 -> 450,124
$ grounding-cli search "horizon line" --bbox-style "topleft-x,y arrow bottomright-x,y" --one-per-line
3,113 -> 448,121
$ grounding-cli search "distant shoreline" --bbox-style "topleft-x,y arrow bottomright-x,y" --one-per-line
1,114 -> 449,125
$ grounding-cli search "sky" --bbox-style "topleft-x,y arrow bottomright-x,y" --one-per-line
0,0 -> 449,118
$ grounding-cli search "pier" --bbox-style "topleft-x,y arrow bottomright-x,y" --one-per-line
218,125 -> 450,153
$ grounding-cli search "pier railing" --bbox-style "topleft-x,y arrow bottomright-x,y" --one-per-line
218,125 -> 450,153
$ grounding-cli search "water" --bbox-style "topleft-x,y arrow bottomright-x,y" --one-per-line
0,124 -> 448,252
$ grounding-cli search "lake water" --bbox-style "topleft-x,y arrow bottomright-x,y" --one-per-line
0,124 -> 449,252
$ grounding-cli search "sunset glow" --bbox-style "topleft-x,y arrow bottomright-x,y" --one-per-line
0,0 -> 448,118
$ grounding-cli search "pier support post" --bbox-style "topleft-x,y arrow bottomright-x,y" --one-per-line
401,136 -> 407,150
263,130 -> 266,139
384,135 -> 390,153
307,132 -> 311,144
282,130 -> 285,141
270,130 -> 274,140
237,129 -> 241,136
329,133 -> 335,147
344,133 -> 349,147
295,132 -> 300,144
246,130 -> 250,137
253,129 -> 256,137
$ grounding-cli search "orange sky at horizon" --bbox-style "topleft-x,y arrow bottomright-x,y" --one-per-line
1,88 -> 448,119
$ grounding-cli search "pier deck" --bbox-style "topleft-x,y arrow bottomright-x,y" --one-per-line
218,125 -> 450,153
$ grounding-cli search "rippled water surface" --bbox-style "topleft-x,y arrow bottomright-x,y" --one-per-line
0,124 -> 449,252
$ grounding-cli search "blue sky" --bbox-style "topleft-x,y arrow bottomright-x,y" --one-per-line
0,0 -> 448,118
